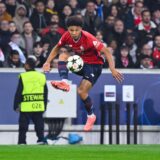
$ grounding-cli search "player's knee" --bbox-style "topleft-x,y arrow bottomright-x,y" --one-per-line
77,87 -> 83,96
59,53 -> 69,61
77,87 -> 87,98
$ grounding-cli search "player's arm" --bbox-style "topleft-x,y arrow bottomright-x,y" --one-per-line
101,46 -> 123,83
43,45 -> 60,72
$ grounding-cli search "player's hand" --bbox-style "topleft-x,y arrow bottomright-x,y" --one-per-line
111,69 -> 124,83
43,62 -> 51,72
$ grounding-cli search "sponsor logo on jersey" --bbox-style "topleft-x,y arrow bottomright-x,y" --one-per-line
93,41 -> 100,48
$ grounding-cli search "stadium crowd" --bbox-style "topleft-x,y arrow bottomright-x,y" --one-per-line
0,0 -> 160,69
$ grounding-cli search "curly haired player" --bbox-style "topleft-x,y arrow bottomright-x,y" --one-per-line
43,16 -> 123,131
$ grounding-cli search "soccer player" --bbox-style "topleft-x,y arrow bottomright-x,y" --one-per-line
43,16 -> 123,131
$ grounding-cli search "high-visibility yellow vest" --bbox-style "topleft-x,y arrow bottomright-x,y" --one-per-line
20,71 -> 46,112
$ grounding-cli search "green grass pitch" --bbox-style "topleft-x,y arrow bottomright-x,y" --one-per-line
0,145 -> 160,160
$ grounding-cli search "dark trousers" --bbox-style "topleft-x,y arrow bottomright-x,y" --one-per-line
18,112 -> 44,144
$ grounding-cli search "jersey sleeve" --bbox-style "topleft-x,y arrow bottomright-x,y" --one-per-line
89,34 -> 105,52
57,31 -> 68,47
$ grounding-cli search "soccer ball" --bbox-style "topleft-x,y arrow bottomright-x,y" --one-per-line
66,55 -> 84,72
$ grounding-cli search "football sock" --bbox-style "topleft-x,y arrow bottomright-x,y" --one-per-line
58,61 -> 68,80
83,96 -> 94,115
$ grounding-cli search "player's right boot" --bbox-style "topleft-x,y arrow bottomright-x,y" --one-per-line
84,114 -> 96,131
51,81 -> 70,92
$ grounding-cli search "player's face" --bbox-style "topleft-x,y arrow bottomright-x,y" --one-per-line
68,26 -> 82,40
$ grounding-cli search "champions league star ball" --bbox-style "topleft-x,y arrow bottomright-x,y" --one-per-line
66,55 -> 84,72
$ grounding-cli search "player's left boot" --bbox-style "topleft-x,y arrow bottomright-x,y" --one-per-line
84,114 -> 96,131
51,81 -> 70,92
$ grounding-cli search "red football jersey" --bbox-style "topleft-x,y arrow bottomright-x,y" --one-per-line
57,30 -> 105,64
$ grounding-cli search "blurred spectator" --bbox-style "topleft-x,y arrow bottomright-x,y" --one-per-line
116,0 -> 130,21
123,33 -> 138,64
32,41 -> 46,68
135,9 -> 158,48
30,0 -> 51,34
95,30 -> 108,67
50,13 -> 59,23
41,39 -> 51,58
103,15 -> 115,42
0,47 -> 5,67
108,39 -> 118,55
5,0 -> 17,17
21,21 -> 41,56
8,31 -> 26,64
95,30 -> 107,47
0,20 -> 11,53
60,4 -> 73,29
50,14 -> 65,34
53,0 -> 68,13
58,46 -> 70,56
104,39 -> 118,68
76,0 -> 88,9
0,0 -> 159,70
125,1 -> 143,32
152,35 -> 160,68
116,45 -> 134,68
144,0 -> 160,13
107,4 -> 121,19
51,58 -> 58,68
13,5 -> 29,33
17,0 -> 34,17
106,19 -> 126,47
152,8 -> 160,27
82,0 -> 102,35
42,22 -> 61,47
40,14 -> 65,36
46,0 -> 57,15
140,57 -> 154,69
69,0 -> 81,15
9,21 -> 17,33
136,43 -> 153,68
95,0 -> 105,21
0,2 -> 12,21
3,49 -> 23,68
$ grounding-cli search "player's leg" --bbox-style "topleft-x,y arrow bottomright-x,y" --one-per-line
77,64 -> 103,131
77,79 -> 93,113
51,50 -> 70,91
78,79 -> 96,131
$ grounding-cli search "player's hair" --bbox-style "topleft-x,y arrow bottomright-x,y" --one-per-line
66,16 -> 83,28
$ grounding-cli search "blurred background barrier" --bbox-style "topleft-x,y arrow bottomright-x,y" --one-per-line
1,68 -> 160,144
